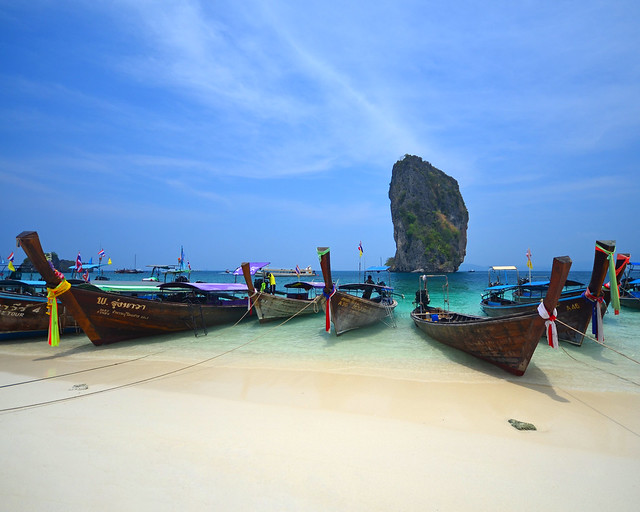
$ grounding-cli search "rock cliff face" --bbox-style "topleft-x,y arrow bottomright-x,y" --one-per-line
389,155 -> 468,272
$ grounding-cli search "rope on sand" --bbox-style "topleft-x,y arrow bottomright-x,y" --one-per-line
0,296 -> 322,413
0,351 -> 165,389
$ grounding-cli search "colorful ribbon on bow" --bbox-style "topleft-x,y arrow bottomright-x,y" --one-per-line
583,288 -> 604,342
537,302 -> 558,348
322,286 -> 336,332
596,242 -> 620,315
46,280 -> 71,347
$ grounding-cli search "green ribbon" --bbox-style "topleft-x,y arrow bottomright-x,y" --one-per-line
596,241 -> 620,315
316,247 -> 330,260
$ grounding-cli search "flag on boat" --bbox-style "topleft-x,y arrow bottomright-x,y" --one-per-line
82,269 -> 90,282
98,249 -> 105,259
295,265 -> 301,276
75,252 -> 83,273
526,248 -> 533,270
358,241 -> 363,257
7,251 -> 15,272
107,257 -> 112,265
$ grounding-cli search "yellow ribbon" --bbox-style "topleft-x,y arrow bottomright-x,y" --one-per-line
46,280 -> 71,347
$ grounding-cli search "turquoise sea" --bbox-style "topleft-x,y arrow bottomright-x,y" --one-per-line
6,269 -> 640,394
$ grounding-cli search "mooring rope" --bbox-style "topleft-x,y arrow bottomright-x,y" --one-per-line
0,294 -> 322,413
0,350 -> 166,389
559,345 -> 640,388
555,318 -> 640,365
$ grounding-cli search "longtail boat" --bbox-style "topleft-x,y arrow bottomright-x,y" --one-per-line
480,241 -> 620,346
317,247 -> 398,335
240,262 -> 324,323
16,231 -> 250,345
0,279 -> 80,340
619,260 -> 640,310
411,255 -> 572,376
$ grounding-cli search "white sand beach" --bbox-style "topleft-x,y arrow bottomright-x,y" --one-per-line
1,334 -> 639,512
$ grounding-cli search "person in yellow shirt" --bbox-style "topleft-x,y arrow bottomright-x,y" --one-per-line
268,272 -> 276,294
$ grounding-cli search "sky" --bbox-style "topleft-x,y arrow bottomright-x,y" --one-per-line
1,0 -> 639,271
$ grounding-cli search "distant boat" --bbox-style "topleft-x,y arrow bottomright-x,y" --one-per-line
16,231 -> 251,345
114,254 -> 143,274
239,262 -> 324,323
142,264 -> 190,283
411,255 -> 572,376
263,265 -> 316,277
317,247 -> 399,335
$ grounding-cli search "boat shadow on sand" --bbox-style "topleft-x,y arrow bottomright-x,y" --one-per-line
419,335 -> 571,403
31,332 -> 189,361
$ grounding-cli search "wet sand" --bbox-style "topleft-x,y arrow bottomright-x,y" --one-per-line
1,336 -> 639,511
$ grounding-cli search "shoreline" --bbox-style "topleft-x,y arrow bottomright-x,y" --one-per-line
1,335 -> 639,511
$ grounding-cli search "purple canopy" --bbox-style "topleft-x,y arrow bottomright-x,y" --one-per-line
232,262 -> 269,276
159,282 -> 248,292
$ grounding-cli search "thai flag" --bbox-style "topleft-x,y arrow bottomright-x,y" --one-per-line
98,249 -> 105,259
7,251 -> 15,271
76,252 -> 83,272
295,265 -> 301,276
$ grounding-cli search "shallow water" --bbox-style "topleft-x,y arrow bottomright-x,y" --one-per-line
3,269 -> 639,394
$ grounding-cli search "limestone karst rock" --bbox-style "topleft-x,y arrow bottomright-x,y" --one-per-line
389,155 -> 468,272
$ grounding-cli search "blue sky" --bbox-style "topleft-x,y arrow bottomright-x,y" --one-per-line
1,1 -> 639,271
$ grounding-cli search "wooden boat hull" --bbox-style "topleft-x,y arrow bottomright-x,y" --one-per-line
482,292 -> 597,346
15,231 -> 251,346
251,292 -> 323,323
0,292 -> 78,341
44,286 -> 248,345
317,246 -> 399,335
620,294 -> 640,310
412,306 -> 544,376
412,255 -> 573,376
324,291 -> 397,335
481,241 -> 619,347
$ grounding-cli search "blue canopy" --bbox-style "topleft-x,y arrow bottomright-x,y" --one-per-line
365,266 -> 390,272
68,263 -> 102,271
483,284 -> 518,291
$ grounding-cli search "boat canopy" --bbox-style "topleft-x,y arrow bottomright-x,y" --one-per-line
520,280 -> 551,288
233,262 -> 270,276
0,279 -> 46,287
90,282 -> 162,293
490,266 -> 517,271
68,263 -> 102,271
628,278 -> 640,285
159,282 -> 248,293
339,283 -> 393,292
284,281 -> 325,290
365,266 -> 390,272
483,284 -> 518,292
